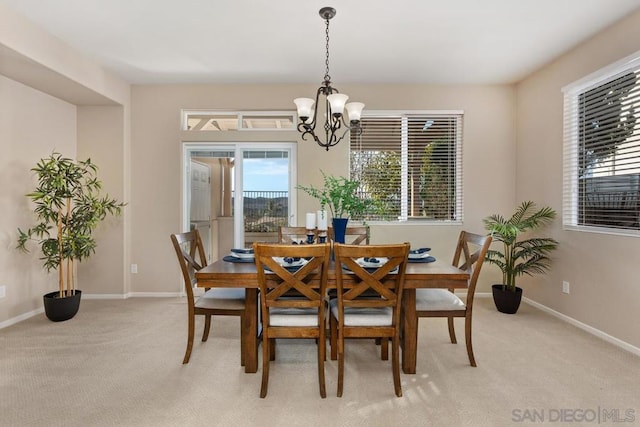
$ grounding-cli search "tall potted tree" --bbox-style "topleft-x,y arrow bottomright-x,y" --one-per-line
297,171 -> 374,243
17,152 -> 125,322
483,201 -> 558,314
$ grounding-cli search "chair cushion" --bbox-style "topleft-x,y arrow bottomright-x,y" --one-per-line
195,288 -> 245,310
269,308 -> 319,327
415,289 -> 466,311
329,299 -> 392,326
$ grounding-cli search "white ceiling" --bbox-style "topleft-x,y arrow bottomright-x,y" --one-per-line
2,0 -> 640,85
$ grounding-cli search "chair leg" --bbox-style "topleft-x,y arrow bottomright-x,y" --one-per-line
465,315 -> 476,367
330,315 -> 338,360
240,316 -> 246,367
183,314 -> 195,364
269,338 -> 276,361
260,332 -> 270,398
337,333 -> 344,398
202,314 -> 211,342
318,329 -> 326,398
447,316 -> 457,344
381,338 -> 389,360
392,334 -> 403,397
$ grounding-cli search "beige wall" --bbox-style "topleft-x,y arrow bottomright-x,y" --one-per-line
516,9 -> 640,347
0,75 -> 77,319
0,2 -> 130,324
130,84 -> 514,294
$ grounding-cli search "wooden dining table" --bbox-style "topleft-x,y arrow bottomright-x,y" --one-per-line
195,257 -> 469,374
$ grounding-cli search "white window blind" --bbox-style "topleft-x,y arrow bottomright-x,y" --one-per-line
563,54 -> 640,234
350,112 -> 463,222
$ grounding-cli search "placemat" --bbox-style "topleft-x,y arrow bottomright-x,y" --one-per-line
408,256 -> 436,263
223,255 -> 255,263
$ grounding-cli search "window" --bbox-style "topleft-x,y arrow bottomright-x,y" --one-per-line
350,112 -> 463,222
182,111 -> 295,131
563,52 -> 640,234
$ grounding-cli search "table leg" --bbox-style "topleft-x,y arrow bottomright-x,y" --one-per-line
402,288 -> 417,374
242,288 -> 259,373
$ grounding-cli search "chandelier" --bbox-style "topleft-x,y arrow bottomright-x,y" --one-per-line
294,7 -> 364,151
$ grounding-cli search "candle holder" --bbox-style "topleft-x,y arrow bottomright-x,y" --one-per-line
318,232 -> 327,244
306,231 -> 315,244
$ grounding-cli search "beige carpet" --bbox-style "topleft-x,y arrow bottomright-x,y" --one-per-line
1,297 -> 639,427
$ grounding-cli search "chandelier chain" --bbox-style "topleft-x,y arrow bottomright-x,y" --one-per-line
324,17 -> 331,83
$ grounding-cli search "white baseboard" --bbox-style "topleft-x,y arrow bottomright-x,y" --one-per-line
0,307 -> 44,329
0,292 -> 183,329
82,292 -> 182,299
523,297 -> 640,357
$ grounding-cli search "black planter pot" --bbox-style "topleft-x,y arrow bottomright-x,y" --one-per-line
43,290 -> 82,322
491,284 -> 522,314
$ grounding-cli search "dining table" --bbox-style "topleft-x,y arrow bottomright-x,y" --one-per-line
195,256 -> 469,374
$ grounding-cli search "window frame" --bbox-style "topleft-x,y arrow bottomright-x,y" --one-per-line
349,110 -> 464,225
562,50 -> 640,237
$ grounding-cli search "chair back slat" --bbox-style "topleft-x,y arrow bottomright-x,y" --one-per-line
451,231 -> 492,307
328,226 -> 369,245
170,230 -> 208,298
334,243 -> 410,323
254,243 -> 331,323
278,226 -> 317,244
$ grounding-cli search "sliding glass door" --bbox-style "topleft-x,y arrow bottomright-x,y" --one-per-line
183,143 -> 296,259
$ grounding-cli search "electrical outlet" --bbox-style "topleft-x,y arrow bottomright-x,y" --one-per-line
131,264 -> 138,274
0,285 -> 5,298
562,281 -> 570,294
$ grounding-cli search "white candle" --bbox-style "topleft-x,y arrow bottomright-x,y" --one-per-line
317,210 -> 328,230
305,212 -> 316,230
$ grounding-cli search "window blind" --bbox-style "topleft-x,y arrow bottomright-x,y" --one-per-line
563,57 -> 640,233
350,112 -> 463,222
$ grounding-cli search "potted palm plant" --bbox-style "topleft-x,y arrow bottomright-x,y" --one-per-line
17,152 -> 125,322
297,171 -> 374,243
483,201 -> 558,314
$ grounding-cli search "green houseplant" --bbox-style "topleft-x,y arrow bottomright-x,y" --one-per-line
17,152 -> 125,321
483,201 -> 558,314
297,171 -> 375,243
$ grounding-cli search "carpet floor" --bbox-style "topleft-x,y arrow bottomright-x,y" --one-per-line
1,297 -> 639,427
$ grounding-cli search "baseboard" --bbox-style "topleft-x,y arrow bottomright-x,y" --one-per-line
82,292 -> 182,299
0,307 -> 44,329
0,292 -> 183,329
523,297 -> 640,357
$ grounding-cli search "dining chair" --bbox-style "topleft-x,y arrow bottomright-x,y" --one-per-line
170,230 -> 246,365
413,230 -> 492,367
278,226 -> 317,244
330,242 -> 410,397
327,225 -> 370,245
253,242 -> 331,398
326,225 -> 371,347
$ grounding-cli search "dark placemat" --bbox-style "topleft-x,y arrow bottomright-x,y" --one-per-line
408,256 -> 436,263
223,255 -> 255,263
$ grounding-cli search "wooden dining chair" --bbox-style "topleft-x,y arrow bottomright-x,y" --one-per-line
330,242 -> 410,397
170,230 -> 246,365
278,226 -> 317,244
413,231 -> 492,367
327,225 -> 370,245
253,242 -> 331,398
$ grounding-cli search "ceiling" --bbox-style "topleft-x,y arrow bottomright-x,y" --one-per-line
2,0 -> 640,86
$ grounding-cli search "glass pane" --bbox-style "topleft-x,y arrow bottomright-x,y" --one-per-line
186,115 -> 238,131
242,115 -> 294,130
242,150 -> 290,247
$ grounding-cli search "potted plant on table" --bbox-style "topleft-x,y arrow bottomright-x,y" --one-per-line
483,201 -> 558,314
17,152 -> 125,322
297,171 -> 375,243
